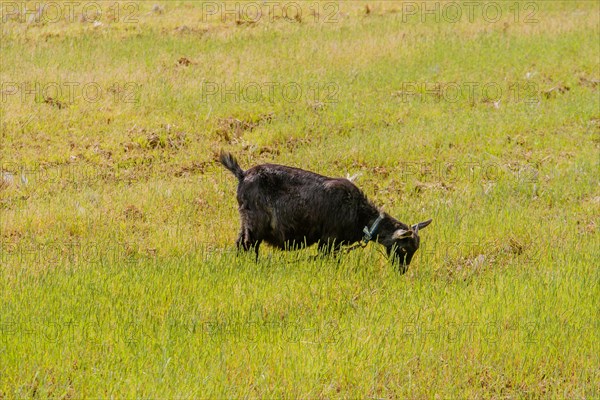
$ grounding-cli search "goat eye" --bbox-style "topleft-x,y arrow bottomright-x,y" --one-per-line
401,248 -> 407,253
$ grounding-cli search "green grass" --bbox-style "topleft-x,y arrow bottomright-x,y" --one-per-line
1,0 -> 599,397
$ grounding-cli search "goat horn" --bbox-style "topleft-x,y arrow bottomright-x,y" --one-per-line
393,229 -> 413,240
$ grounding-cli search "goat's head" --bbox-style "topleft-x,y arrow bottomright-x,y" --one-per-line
385,219 -> 432,273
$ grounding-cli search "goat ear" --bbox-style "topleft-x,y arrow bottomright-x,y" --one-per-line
411,219 -> 432,234
393,229 -> 413,240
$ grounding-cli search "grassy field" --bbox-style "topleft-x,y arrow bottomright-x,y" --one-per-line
1,0 -> 599,397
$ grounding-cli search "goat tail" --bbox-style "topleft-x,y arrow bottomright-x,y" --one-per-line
219,151 -> 245,181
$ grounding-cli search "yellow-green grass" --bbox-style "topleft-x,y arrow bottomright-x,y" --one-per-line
1,1 -> 598,397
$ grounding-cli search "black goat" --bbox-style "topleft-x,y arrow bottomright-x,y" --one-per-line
220,152 -> 431,272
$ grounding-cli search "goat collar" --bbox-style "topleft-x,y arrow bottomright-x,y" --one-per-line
362,213 -> 384,243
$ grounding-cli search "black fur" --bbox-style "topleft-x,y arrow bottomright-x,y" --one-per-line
219,151 -> 431,272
